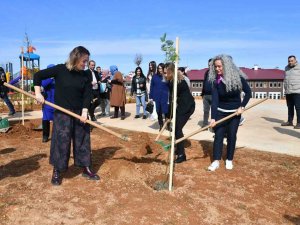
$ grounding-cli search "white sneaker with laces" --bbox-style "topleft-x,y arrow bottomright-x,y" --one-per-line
225,160 -> 233,170
208,160 -> 220,171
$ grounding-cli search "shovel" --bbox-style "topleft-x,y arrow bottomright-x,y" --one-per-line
157,98 -> 268,151
4,82 -> 131,141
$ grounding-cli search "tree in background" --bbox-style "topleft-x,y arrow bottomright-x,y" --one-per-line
134,54 -> 143,67
160,33 -> 178,62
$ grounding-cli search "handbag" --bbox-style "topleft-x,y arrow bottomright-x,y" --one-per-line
145,101 -> 154,114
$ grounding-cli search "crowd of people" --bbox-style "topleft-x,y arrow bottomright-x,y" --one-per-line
0,45 -> 298,185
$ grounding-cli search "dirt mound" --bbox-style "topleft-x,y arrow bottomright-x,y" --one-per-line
0,119 -> 299,224
0,120 -> 41,138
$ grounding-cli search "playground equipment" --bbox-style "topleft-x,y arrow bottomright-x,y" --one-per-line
19,33 -> 40,91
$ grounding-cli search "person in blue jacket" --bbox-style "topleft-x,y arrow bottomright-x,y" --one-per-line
207,54 -> 251,171
41,64 -> 56,143
149,63 -> 170,130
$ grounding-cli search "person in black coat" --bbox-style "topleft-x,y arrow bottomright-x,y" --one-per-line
0,67 -> 15,116
201,58 -> 213,127
207,54 -> 251,171
165,62 -> 195,163
85,60 -> 101,121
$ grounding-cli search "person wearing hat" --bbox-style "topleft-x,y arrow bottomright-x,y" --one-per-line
0,67 -> 15,116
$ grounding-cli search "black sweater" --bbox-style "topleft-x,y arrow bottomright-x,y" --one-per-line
33,64 -> 92,110
169,80 -> 195,117
211,77 -> 251,119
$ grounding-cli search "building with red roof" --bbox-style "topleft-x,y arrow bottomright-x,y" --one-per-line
187,66 -> 285,99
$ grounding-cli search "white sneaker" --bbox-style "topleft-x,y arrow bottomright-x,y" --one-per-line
225,160 -> 233,170
208,160 -> 220,171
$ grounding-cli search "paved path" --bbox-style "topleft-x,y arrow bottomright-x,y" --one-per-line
3,99 -> 300,157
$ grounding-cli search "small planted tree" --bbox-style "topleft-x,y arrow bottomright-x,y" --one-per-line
160,33 -> 179,62
134,54 -> 143,67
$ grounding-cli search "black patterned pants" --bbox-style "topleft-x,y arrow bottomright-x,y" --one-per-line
50,110 -> 91,171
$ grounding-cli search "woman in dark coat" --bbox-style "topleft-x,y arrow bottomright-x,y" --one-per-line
165,62 -> 195,163
149,63 -> 170,130
207,54 -> 251,171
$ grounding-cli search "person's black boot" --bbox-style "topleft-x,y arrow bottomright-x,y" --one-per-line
42,120 -> 50,142
281,121 -> 293,126
166,123 -> 172,132
174,154 -> 186,163
82,167 -> 100,180
159,125 -> 163,131
42,136 -> 49,143
51,168 -> 62,186
110,109 -> 118,119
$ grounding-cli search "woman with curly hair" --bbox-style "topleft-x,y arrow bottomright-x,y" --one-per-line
207,54 -> 251,171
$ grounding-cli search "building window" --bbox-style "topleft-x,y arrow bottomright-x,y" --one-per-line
269,82 -> 273,88
192,92 -> 201,96
274,82 -> 277,88
278,82 -> 281,88
255,82 -> 259,88
250,82 -> 253,88
263,82 -> 268,88
255,92 -> 267,99
269,92 -> 281,100
192,82 -> 201,88
259,83 -> 263,88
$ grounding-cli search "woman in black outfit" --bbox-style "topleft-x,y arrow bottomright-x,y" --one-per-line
34,46 -> 100,185
165,62 -> 195,163
207,54 -> 251,171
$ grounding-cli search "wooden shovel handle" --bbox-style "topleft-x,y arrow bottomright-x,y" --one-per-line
4,82 -> 130,141
155,119 -> 171,141
175,98 -> 268,144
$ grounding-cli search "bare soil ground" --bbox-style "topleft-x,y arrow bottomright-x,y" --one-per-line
0,119 -> 299,225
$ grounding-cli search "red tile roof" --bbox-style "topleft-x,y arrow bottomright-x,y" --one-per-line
187,68 -> 285,81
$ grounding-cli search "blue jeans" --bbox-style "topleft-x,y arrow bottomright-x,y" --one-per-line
1,95 -> 15,114
136,95 -> 146,116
